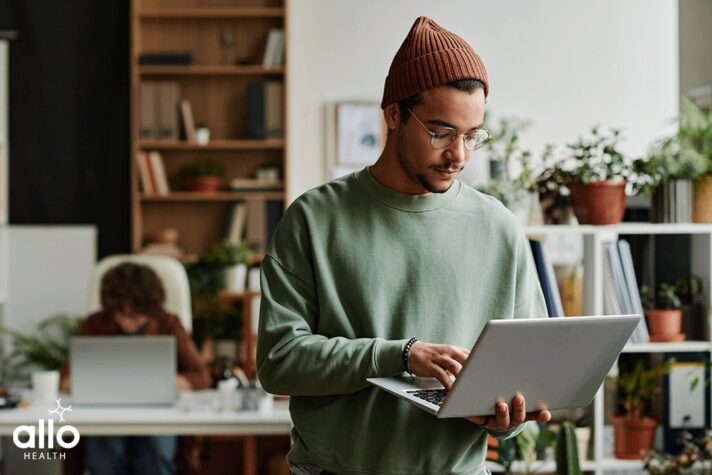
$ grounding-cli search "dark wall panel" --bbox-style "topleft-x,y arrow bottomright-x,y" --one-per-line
0,0 -> 130,258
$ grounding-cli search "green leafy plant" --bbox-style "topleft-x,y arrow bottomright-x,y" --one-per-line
641,282 -> 683,310
200,240 -> 252,268
0,314 -> 83,386
554,126 -> 632,184
616,359 -> 671,419
555,421 -> 581,475
644,430 -> 712,474
679,98 -> 712,173
479,115 -> 538,208
180,160 -> 225,178
632,137 -> 707,196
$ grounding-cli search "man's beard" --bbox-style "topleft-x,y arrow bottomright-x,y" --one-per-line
396,134 -> 455,194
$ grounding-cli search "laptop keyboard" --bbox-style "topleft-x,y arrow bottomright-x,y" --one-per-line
407,389 -> 447,406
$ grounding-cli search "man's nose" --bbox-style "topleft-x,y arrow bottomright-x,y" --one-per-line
444,135 -> 468,166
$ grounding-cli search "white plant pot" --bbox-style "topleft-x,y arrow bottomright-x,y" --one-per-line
32,370 -> 60,405
224,264 -> 248,292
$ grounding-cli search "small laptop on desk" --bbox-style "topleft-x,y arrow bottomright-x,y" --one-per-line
70,336 -> 177,406
368,314 -> 640,418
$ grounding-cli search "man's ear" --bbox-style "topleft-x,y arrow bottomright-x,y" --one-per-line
383,103 -> 400,130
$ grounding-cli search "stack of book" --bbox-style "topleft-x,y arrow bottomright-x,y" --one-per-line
529,240 -> 565,318
225,200 -> 283,253
139,82 -> 181,140
136,151 -> 170,195
603,240 -> 650,344
246,81 -> 283,140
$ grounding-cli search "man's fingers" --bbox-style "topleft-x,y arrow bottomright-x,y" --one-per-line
436,356 -> 463,378
494,402 -> 510,428
450,346 -> 470,365
511,394 -> 526,425
431,366 -> 453,390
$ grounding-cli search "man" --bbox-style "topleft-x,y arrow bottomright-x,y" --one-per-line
60,263 -> 210,475
257,17 -> 551,475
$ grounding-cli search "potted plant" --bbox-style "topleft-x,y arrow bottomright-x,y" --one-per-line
632,136 -> 707,223
181,159 -> 225,193
200,240 -> 252,292
677,99 -> 712,223
560,127 -> 633,224
0,314 -> 83,404
479,116 -> 542,225
611,359 -> 670,460
641,282 -> 684,342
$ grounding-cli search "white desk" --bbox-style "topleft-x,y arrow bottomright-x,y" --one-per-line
0,395 -> 292,475
0,401 -> 292,436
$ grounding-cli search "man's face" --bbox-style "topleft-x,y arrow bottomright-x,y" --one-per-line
390,86 -> 486,194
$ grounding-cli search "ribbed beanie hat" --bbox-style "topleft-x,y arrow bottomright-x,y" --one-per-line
381,17 -> 489,109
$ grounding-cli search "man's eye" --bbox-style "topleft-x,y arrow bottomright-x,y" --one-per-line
432,131 -> 452,140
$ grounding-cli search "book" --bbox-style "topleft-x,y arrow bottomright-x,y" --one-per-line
261,29 -> 284,67
245,84 -> 266,140
144,151 -> 159,195
246,200 -> 267,253
529,240 -> 563,317
136,151 -> 154,194
156,82 -> 181,140
617,240 -> 649,343
139,52 -> 193,66
180,99 -> 197,142
226,203 -> 248,244
139,82 -> 156,139
265,81 -> 284,139
148,151 -> 170,195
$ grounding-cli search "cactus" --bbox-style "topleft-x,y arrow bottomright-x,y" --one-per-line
555,421 -> 581,475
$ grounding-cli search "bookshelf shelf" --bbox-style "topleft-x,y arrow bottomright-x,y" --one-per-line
138,140 -> 285,151
525,222 -> 712,236
622,341 -> 711,353
139,65 -> 285,77
139,7 -> 286,19
141,192 -> 285,202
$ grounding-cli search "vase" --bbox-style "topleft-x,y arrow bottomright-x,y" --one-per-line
652,179 -> 693,223
32,370 -> 60,406
612,415 -> 657,459
568,181 -> 627,225
694,175 -> 712,223
646,308 -> 684,341
225,263 -> 248,292
183,176 -> 224,193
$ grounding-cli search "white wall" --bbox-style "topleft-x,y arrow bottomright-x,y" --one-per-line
287,0 -> 679,200
6,226 -> 96,334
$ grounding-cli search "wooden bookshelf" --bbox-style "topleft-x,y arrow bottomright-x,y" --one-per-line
131,0 -> 288,255
130,0 -> 288,473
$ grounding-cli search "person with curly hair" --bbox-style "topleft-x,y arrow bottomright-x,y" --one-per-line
60,262 -> 210,475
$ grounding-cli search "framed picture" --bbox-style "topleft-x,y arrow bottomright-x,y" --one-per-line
333,102 -> 385,169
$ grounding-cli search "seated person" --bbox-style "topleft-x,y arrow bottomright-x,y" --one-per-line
60,262 -> 211,475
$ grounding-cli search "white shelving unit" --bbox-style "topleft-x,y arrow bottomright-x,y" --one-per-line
0,37 -> 10,322
521,223 -> 712,474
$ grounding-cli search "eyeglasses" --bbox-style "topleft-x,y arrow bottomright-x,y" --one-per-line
408,109 -> 491,151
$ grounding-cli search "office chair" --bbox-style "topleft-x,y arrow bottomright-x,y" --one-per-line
88,254 -> 192,333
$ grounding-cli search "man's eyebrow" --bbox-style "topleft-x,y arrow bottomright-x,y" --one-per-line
425,118 -> 484,131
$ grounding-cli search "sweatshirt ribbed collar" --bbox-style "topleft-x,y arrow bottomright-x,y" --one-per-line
356,166 -> 461,212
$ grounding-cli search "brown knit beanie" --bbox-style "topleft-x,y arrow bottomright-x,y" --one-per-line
381,16 -> 489,109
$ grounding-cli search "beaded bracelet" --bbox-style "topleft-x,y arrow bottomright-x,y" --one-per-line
402,337 -> 419,376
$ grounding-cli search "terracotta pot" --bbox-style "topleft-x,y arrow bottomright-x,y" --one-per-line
568,181 -> 627,225
183,176 -> 224,193
646,309 -> 683,341
612,415 -> 657,460
694,175 -> 712,223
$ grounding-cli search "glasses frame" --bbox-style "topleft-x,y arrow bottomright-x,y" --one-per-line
407,108 -> 490,151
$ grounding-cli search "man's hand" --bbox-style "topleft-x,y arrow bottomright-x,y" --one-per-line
407,341 -> 470,390
466,394 -> 551,430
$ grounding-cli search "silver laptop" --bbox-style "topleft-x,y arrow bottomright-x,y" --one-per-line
368,314 -> 640,418
70,336 -> 177,406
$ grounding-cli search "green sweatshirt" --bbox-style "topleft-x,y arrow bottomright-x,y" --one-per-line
257,167 -> 548,475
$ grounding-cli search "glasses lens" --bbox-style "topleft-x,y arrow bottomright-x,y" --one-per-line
464,129 -> 491,151
430,129 -> 457,149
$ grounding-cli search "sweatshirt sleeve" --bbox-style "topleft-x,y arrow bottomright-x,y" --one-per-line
256,254 -> 406,396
